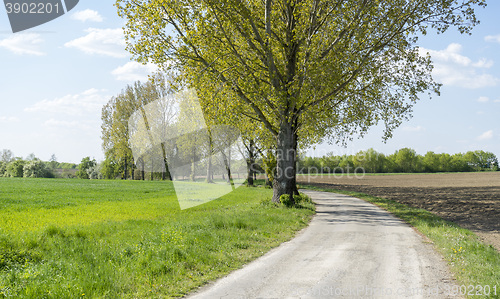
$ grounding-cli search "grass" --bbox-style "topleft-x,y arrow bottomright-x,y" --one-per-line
303,184 -> 500,298
0,178 -> 314,298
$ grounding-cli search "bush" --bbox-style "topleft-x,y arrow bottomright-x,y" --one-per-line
76,157 -> 97,179
279,193 -> 313,208
4,160 -> 26,177
23,160 -> 54,178
0,162 -> 6,177
279,194 -> 295,207
87,164 -> 103,180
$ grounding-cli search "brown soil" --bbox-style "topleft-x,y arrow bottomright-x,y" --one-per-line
297,172 -> 500,251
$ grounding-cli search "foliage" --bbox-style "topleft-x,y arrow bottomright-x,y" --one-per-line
23,160 -> 54,178
0,162 -> 6,177
76,157 -> 97,179
87,164 -> 103,180
100,156 -> 121,179
298,148 -> 499,174
102,72 -> 179,180
116,0 -> 486,201
4,159 -> 26,178
279,192 -> 314,209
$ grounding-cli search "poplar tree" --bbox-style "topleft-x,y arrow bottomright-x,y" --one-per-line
117,0 -> 485,201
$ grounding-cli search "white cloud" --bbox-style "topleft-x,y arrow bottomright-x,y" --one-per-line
44,119 -> 91,130
0,33 -> 45,56
25,88 -> 109,116
401,125 -> 424,132
485,35 -> 500,44
0,116 -> 20,123
71,9 -> 104,22
477,96 -> 490,103
111,61 -> 158,82
418,43 -> 499,89
477,130 -> 494,141
64,28 -> 127,58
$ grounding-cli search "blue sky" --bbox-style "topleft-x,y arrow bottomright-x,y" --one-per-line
0,2 -> 499,163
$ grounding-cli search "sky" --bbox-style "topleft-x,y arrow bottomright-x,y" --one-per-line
0,2 -> 499,163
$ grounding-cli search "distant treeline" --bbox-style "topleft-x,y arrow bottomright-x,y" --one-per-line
298,148 -> 499,174
2,148 -> 498,180
0,150 -> 77,178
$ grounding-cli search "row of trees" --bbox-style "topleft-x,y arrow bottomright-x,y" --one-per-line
0,149 -> 77,178
116,0 -> 487,202
299,148 -> 499,174
101,74 -> 250,183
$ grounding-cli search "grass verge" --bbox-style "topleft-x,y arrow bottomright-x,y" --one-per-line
0,178 -> 314,298
303,184 -> 500,299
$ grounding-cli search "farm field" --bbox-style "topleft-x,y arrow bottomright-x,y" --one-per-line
298,172 -> 500,251
0,178 -> 314,298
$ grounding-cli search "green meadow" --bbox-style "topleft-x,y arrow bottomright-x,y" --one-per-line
0,178 -> 314,298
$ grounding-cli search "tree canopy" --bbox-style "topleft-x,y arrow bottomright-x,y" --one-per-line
117,0 -> 486,201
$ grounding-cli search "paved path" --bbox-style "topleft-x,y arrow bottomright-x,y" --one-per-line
187,190 -> 459,298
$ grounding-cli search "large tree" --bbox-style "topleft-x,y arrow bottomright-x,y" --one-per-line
117,0 -> 485,202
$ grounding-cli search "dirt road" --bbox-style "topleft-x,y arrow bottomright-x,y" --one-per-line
187,191 -> 459,298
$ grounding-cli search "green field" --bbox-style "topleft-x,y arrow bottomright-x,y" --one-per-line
0,178 -> 314,298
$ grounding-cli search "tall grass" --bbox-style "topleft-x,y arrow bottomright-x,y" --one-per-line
0,178 -> 314,298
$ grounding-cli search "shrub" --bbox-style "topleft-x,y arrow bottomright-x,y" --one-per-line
0,162 -> 6,177
280,193 -> 314,210
4,160 -> 26,177
23,160 -> 54,178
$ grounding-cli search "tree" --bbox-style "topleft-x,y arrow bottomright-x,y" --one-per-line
102,88 -> 137,180
49,154 -> 58,170
0,161 -> 7,177
101,155 -> 121,179
25,153 -> 37,161
5,159 -> 26,177
464,150 -> 498,171
1,149 -> 14,163
76,157 -> 97,179
105,73 -> 180,181
117,0 -> 485,202
353,148 -> 386,173
393,148 -> 419,173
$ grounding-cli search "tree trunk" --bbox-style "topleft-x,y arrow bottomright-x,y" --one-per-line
206,154 -> 213,183
140,157 -> 145,180
124,156 -> 128,180
272,121 -> 297,203
206,136 -> 214,183
131,156 -> 135,180
292,128 -> 300,195
160,142 -> 172,181
190,149 -> 196,181
246,139 -> 255,186
150,156 -> 154,181
221,150 -> 234,190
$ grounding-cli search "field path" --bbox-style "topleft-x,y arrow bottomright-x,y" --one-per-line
186,190 -> 459,299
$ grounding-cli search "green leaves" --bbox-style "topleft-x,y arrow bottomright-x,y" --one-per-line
116,0 -> 485,198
